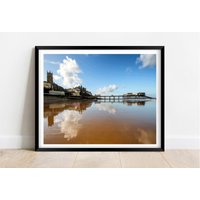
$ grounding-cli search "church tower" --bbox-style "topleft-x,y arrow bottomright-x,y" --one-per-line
47,71 -> 53,85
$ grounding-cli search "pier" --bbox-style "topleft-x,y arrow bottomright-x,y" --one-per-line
96,94 -> 154,102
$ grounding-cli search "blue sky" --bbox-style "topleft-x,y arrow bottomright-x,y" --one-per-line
44,54 -> 156,97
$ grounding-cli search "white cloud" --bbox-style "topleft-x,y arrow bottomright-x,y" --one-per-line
137,54 -> 156,69
57,56 -> 82,88
53,75 -> 61,81
96,84 -> 118,95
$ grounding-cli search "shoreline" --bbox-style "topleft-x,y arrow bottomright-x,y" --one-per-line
44,95 -> 155,104
44,95 -> 96,103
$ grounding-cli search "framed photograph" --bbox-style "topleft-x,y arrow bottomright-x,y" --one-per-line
35,46 -> 164,151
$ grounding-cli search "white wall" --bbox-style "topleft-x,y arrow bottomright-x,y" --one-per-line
0,32 -> 199,149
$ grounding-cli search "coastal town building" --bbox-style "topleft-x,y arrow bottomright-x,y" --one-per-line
43,71 -> 94,98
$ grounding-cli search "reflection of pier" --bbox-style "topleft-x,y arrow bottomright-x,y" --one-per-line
124,100 -> 146,106
95,99 -> 148,106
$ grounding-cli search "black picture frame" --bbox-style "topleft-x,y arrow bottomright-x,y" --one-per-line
35,46 -> 164,151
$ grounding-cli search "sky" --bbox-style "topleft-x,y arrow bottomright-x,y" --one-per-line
44,53 -> 156,97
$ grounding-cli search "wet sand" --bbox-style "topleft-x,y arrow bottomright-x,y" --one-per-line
44,100 -> 156,144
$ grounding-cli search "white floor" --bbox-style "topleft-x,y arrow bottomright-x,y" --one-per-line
0,150 -> 199,168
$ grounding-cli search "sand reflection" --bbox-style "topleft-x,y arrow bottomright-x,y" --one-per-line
136,128 -> 156,144
44,110 -> 82,141
60,111 -> 82,140
95,103 -> 116,114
